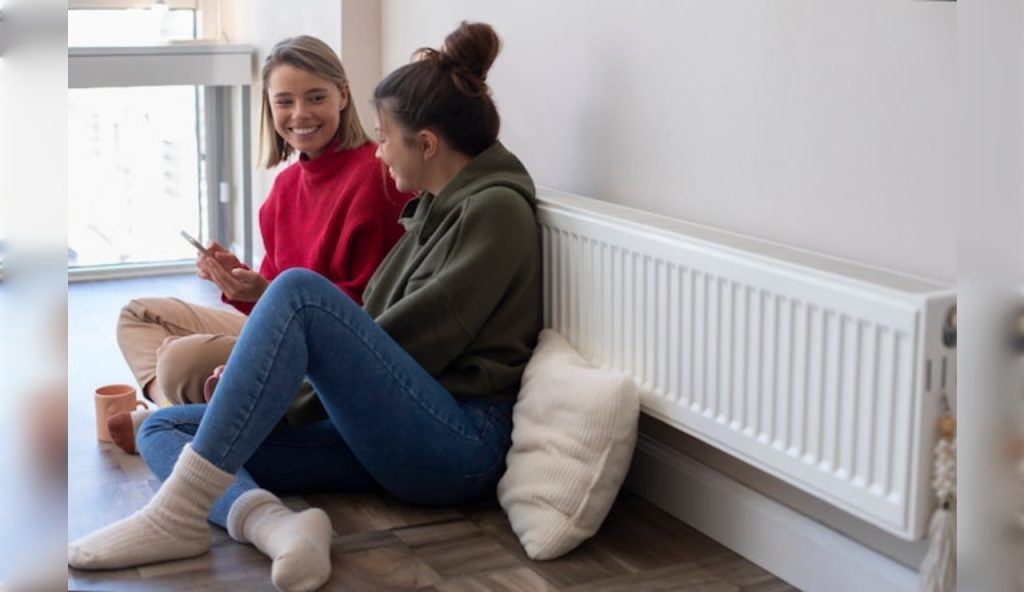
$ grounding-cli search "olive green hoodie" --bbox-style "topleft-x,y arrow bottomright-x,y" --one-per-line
286,141 -> 541,426
364,141 -> 541,399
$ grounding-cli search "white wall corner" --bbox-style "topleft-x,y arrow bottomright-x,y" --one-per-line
340,0 -> 382,137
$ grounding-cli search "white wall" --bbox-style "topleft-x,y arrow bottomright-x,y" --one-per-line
341,0 -> 382,138
222,0 -> 342,71
380,0 -> 956,283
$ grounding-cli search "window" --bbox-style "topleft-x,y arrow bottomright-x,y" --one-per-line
67,0 -> 253,278
68,85 -> 203,266
69,7 -> 197,46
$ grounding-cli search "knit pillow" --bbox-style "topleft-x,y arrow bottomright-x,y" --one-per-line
497,329 -> 640,560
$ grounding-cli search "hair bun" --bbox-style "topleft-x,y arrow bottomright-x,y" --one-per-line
377,22 -> 503,156
439,21 -> 501,82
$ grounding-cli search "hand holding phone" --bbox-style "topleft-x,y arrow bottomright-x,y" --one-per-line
181,230 -> 266,301
180,230 -> 213,257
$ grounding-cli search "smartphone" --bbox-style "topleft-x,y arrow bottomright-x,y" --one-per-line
180,230 -> 213,257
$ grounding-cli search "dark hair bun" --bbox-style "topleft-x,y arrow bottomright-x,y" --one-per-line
440,21 -> 501,82
377,21 -> 503,156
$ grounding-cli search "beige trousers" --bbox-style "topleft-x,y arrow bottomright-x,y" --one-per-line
116,298 -> 247,406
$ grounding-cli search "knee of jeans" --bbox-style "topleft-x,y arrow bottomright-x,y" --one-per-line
272,268 -> 322,293
265,268 -> 330,309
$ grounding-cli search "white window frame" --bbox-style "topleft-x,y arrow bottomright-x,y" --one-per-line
68,7 -> 255,280
69,0 -> 224,41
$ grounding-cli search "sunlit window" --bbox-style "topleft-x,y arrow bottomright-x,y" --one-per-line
68,8 -> 196,46
68,1 -> 249,276
68,4 -> 214,270
68,86 -> 206,267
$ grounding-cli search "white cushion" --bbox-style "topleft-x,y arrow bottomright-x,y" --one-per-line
497,329 -> 640,560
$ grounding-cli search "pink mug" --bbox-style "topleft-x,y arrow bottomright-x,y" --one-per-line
94,384 -> 147,442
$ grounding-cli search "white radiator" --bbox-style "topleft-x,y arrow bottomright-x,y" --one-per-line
537,188 -> 956,540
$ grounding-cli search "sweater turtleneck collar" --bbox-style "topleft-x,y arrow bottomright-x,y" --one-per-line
297,138 -> 362,184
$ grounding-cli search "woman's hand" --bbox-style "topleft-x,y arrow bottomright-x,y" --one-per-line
203,258 -> 269,302
196,241 -> 242,280
196,241 -> 268,302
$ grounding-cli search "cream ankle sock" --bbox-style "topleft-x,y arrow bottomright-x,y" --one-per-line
227,489 -> 333,592
68,444 -> 234,570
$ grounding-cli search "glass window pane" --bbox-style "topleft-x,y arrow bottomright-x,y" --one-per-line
68,86 -> 206,267
69,9 -> 196,46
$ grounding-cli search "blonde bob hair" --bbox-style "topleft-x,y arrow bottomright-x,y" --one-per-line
258,36 -> 370,168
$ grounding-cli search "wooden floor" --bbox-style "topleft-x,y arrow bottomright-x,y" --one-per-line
67,274 -> 798,591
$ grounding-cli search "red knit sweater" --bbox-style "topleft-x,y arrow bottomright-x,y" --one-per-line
225,141 -> 411,314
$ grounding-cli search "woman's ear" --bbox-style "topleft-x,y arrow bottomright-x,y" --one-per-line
418,129 -> 439,160
338,85 -> 350,111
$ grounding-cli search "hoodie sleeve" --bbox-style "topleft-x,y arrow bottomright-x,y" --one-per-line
373,189 -> 537,376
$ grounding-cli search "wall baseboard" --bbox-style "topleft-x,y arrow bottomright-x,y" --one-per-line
625,434 -> 919,592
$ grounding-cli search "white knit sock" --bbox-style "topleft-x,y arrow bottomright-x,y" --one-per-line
227,489 -> 333,592
68,444 -> 234,569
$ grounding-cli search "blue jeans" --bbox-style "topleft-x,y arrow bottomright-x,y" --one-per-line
137,269 -> 514,528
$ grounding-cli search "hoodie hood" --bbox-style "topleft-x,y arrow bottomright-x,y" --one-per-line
406,141 -> 536,242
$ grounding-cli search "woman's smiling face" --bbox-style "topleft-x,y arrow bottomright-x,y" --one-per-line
267,64 -> 347,159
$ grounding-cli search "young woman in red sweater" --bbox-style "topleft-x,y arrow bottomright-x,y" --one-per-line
113,36 -> 411,424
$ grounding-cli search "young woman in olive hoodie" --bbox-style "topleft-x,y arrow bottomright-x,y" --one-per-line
69,22 -> 541,592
